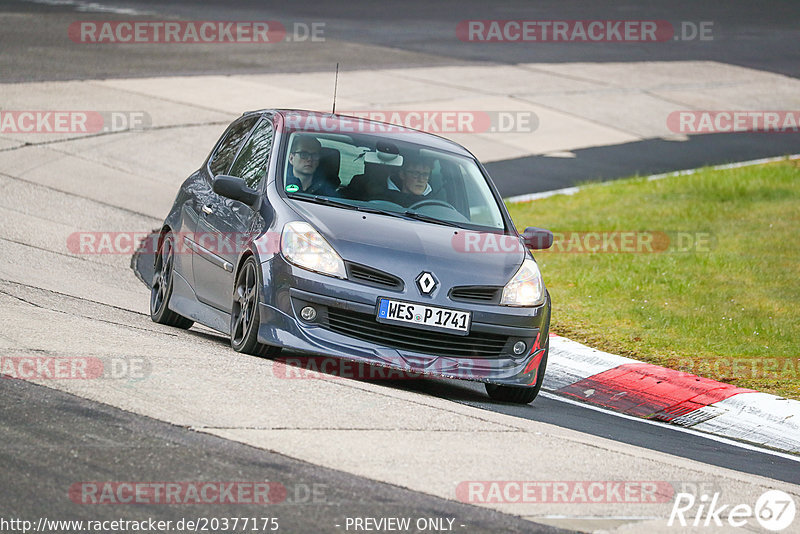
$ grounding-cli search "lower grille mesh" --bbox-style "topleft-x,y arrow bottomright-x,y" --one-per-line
325,308 -> 508,357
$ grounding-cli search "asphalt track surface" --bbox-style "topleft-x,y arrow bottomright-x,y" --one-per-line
5,0 -> 800,80
395,378 -> 800,486
2,1 -> 800,532
3,0 -> 800,194
0,378 -> 563,533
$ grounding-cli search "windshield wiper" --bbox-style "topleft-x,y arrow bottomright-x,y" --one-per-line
289,194 -> 465,228
289,194 -> 405,218
401,210 -> 462,228
290,194 -> 356,209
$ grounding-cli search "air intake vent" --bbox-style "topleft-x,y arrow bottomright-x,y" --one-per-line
347,262 -> 404,290
449,286 -> 502,304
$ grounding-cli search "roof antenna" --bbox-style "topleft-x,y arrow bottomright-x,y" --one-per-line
331,62 -> 339,114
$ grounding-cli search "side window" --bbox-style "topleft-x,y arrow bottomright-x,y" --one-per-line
229,118 -> 274,189
208,116 -> 258,177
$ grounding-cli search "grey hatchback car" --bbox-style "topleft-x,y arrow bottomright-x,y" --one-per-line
150,110 -> 553,403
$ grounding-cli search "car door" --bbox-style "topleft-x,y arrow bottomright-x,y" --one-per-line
182,115 -> 259,301
193,116 -> 275,312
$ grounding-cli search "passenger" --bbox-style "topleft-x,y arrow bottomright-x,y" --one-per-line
285,135 -> 338,196
379,156 -> 434,207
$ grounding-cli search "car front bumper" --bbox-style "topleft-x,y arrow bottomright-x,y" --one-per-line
256,256 -> 551,387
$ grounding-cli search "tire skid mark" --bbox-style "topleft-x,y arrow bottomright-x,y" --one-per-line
0,170 -> 160,220
0,279 -> 176,336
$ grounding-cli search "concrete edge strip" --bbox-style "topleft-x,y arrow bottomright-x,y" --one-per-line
545,334 -> 800,454
503,153 -> 800,204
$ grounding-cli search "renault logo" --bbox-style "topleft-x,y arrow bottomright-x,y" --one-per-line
416,272 -> 438,295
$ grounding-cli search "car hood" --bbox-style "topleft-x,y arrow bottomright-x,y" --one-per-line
290,202 -> 525,289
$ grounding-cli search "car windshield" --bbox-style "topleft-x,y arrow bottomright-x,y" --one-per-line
280,119 -> 507,231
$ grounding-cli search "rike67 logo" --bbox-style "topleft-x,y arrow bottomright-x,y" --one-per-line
669,489 -> 796,531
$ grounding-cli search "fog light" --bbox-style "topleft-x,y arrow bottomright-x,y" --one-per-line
513,341 -> 526,355
300,306 -> 317,322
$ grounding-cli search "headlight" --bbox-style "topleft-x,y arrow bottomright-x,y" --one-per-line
281,221 -> 346,279
500,258 -> 545,307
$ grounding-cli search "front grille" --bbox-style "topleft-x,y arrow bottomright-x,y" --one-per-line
326,308 -> 508,357
346,262 -> 404,290
449,285 -> 502,304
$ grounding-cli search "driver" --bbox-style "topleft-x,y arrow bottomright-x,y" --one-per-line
379,156 -> 434,207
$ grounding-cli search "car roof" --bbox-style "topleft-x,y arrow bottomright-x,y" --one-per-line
242,108 -> 474,158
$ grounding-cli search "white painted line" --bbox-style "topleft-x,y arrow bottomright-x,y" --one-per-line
540,392 -> 800,463
504,186 -> 581,204
646,154 -> 800,182
505,153 -> 800,204
21,0 -> 154,15
533,515 -> 660,520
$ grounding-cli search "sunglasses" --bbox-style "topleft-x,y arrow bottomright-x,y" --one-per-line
292,151 -> 320,160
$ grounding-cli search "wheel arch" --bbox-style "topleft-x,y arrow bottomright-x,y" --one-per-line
233,249 -> 257,282
155,225 -> 172,262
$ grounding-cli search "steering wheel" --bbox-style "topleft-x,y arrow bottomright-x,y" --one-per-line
407,199 -> 455,211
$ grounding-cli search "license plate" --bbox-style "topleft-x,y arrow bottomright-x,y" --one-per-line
376,298 -> 471,335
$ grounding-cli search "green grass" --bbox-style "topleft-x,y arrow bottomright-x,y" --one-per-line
508,159 -> 800,399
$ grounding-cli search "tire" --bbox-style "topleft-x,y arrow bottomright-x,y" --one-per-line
150,231 -> 194,329
230,256 -> 281,358
485,337 -> 549,404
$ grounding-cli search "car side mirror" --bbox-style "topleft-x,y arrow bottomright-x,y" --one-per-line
213,175 -> 259,206
522,227 -> 553,250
